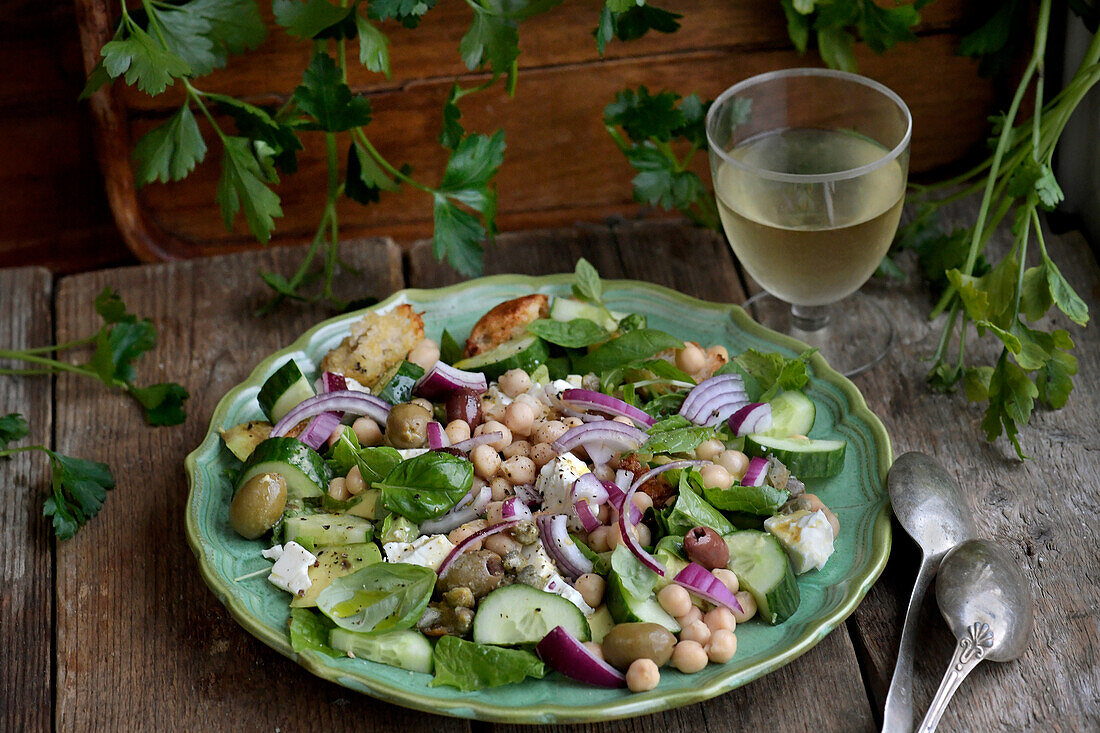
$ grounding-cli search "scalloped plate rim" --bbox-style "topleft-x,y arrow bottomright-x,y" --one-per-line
184,273 -> 893,723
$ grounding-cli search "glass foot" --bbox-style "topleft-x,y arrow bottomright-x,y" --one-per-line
742,291 -> 895,377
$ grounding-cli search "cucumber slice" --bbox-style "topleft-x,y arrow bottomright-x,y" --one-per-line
237,437 -> 327,500
285,513 -> 373,546
329,628 -> 433,674
374,360 -> 425,404
587,605 -> 615,644
744,435 -> 846,478
603,573 -> 681,634
723,530 -> 801,625
472,584 -> 590,645
548,298 -> 620,331
762,390 -> 816,438
290,542 -> 382,608
257,360 -> 315,423
453,334 -> 550,379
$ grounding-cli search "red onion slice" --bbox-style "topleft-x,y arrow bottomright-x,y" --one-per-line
602,479 -> 640,525
427,421 -> 450,450
501,496 -> 532,521
437,519 -> 521,577
551,421 -> 647,466
571,473 -> 609,506
620,460 -> 707,576
415,361 -> 487,400
419,484 -> 491,534
514,483 -> 541,507
560,389 -> 656,428
271,391 -> 391,437
297,411 -> 343,450
742,456 -> 769,487
574,500 -> 601,533
321,371 -> 348,393
678,374 -> 746,425
536,626 -> 625,688
449,432 -> 502,452
536,514 -> 593,579
673,562 -> 744,613
728,402 -> 773,436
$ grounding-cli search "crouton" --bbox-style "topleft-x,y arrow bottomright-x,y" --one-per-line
463,294 -> 550,358
321,304 -> 425,389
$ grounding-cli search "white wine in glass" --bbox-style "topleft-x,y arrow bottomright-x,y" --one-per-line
706,70 -> 912,376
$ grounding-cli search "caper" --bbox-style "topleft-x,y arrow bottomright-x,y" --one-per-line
511,520 -> 539,545
443,586 -> 475,609
502,549 -> 525,573
601,622 -> 677,670
229,472 -> 287,539
385,403 -> 431,448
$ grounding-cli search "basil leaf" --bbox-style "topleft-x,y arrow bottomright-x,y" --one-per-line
527,318 -> 612,348
640,390 -> 686,419
430,635 -> 546,691
377,451 -> 473,522
317,563 -> 435,633
328,425 -> 361,475
357,445 -> 402,484
573,328 -> 683,374
653,534 -> 685,559
648,415 -> 692,433
610,543 -> 658,601
572,257 -> 604,305
618,313 -> 647,333
641,425 -> 714,455
288,608 -> 340,656
704,483 -> 789,515
663,470 -> 733,535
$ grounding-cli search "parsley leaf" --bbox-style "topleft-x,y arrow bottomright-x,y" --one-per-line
152,3 -> 220,77
128,382 -> 191,427
0,413 -> 29,449
981,350 -> 1037,460
132,105 -> 208,187
431,131 -> 506,276
1042,252 -> 1090,326
1037,349 -> 1077,409
217,136 -> 283,243
207,94 -> 303,174
723,348 -> 815,402
190,0 -> 267,60
605,86 -> 684,143
293,52 -> 373,132
356,15 -> 391,77
459,8 -> 520,79
345,139 -> 398,205
101,20 -> 191,96
368,0 -> 438,28
44,452 -> 116,541
439,84 -> 466,150
274,0 -> 357,40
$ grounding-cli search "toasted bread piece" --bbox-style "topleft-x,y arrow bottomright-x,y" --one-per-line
463,294 -> 550,358
321,304 -> 425,389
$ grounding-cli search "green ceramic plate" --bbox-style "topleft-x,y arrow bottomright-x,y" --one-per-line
185,275 -> 892,724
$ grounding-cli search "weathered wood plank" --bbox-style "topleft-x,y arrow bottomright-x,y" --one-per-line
843,212 -> 1100,730
50,240 -> 462,731
0,267 -> 54,733
411,220 -> 877,732
130,34 -> 991,255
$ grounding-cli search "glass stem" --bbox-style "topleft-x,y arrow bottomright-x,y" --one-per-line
790,304 -> 829,331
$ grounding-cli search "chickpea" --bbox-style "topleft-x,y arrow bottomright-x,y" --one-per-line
716,449 -> 750,481
475,420 -> 512,451
327,476 -> 350,501
502,440 -> 531,459
484,532 -> 519,556
498,368 -> 531,398
583,641 -> 605,661
675,343 -> 706,374
706,629 -> 737,664
586,526 -> 612,553
532,419 -> 568,445
444,419 -> 471,445
631,491 -> 654,514
695,438 -> 725,462
489,477 -> 512,502
626,658 -> 660,693
575,573 -> 606,608
345,465 -> 366,496
632,523 -> 652,547
596,504 -> 611,524
732,591 -> 757,624
704,607 -> 737,634
706,344 -> 729,362
712,568 -> 739,595
671,640 -> 709,674
562,416 -> 584,429
352,417 -> 383,446
676,605 -> 703,628
503,401 -> 536,437
448,519 -> 487,551
612,416 -> 635,426
530,442 -> 557,468
680,620 -> 711,646
407,338 -> 440,371
657,585 -> 693,618
700,463 -> 733,490
411,397 -> 434,413
500,456 -> 536,486
604,524 -> 622,550
485,501 -> 506,525
470,444 -> 502,480
229,472 -> 287,540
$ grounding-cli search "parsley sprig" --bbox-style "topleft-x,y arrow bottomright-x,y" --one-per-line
0,288 -> 189,426
0,413 -> 116,540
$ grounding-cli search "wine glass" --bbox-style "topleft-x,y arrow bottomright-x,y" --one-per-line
705,68 -> 912,376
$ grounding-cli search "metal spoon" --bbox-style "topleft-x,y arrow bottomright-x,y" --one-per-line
917,539 -> 1034,732
881,452 -> 977,733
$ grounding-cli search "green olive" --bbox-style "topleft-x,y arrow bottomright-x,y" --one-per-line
438,550 -> 505,598
229,472 -> 287,539
601,622 -> 677,670
385,403 -> 432,448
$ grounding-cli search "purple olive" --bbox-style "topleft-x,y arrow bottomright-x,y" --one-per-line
683,526 -> 729,570
446,388 -> 482,429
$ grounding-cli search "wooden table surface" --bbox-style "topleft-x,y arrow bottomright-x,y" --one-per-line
3,202 -> 1098,731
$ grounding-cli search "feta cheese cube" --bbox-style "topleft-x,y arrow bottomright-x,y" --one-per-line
268,541 -> 317,596
383,534 -> 455,572
764,509 -> 835,574
261,544 -> 284,561
520,542 -> 594,615
537,452 -> 591,530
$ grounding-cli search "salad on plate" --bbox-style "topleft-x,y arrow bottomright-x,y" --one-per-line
220,261 -> 846,694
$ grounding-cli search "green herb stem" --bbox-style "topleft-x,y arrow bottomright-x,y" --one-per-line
354,129 -> 433,194
0,351 -> 99,379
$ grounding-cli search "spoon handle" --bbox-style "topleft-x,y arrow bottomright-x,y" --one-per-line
881,560 -> 936,733
917,622 -> 995,733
